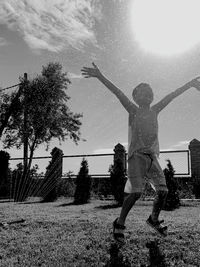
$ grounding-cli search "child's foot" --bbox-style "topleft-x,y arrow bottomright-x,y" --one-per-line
146,215 -> 167,237
113,218 -> 126,244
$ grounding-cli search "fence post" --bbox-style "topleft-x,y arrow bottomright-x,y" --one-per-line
114,143 -> 126,173
189,139 -> 200,178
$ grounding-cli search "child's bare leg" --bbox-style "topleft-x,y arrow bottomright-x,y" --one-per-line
117,192 -> 141,226
151,190 -> 168,222
113,192 -> 141,243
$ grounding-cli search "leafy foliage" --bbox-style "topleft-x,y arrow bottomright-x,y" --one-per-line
192,176 -> 200,199
0,150 -> 10,198
109,159 -> 126,206
0,62 -> 82,192
74,158 -> 91,204
163,160 -> 180,211
2,62 -> 82,149
11,163 -> 40,201
40,147 -> 63,203
91,178 -> 111,199
57,171 -> 76,197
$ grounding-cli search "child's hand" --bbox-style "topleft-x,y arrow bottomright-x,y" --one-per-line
81,62 -> 102,78
186,77 -> 200,91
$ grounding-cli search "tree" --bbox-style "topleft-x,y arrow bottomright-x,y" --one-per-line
192,175 -> 200,199
109,159 -> 126,206
74,158 -> 91,204
1,62 -> 83,201
0,75 -> 25,138
11,163 -> 39,201
40,147 -> 63,203
0,150 -> 10,199
163,159 -> 180,211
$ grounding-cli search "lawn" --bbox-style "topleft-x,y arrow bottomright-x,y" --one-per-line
0,198 -> 200,266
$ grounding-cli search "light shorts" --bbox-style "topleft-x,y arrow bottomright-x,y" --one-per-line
124,152 -> 168,194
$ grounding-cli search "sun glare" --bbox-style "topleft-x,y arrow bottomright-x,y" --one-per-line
130,0 -> 200,56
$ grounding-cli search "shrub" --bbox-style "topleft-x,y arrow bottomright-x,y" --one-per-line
163,160 -> 180,211
192,176 -> 200,199
109,159 -> 126,206
11,163 -> 39,201
176,178 -> 194,199
41,148 -> 63,203
74,158 -> 91,204
0,150 -> 10,198
91,178 -> 112,199
56,172 -> 76,197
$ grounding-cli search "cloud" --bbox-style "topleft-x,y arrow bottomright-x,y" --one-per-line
93,148 -> 114,154
0,37 -> 7,46
93,142 -> 128,154
0,0 -> 102,52
68,72 -> 83,79
162,140 -> 190,151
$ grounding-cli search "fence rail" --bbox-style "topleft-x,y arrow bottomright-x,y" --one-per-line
9,149 -> 191,178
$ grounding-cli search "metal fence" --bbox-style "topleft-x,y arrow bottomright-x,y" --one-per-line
9,149 -> 190,178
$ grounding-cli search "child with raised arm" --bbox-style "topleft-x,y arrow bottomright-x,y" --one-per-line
81,63 -> 200,243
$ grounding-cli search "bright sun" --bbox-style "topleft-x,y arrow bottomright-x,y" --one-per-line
130,0 -> 200,56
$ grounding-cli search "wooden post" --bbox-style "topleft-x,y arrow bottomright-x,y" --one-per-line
23,73 -> 28,175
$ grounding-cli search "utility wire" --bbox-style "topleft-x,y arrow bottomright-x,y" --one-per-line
0,83 -> 22,93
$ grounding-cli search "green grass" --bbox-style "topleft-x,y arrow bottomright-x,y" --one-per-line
0,198 -> 200,266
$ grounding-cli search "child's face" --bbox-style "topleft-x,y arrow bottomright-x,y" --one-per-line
133,87 -> 153,107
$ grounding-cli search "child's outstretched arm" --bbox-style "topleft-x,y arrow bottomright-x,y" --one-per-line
81,62 -> 137,113
153,77 -> 200,113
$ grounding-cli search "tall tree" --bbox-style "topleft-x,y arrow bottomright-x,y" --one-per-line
0,75 -> 26,138
74,158 -> 91,204
109,159 -> 126,206
1,62 -> 82,201
163,160 -> 180,211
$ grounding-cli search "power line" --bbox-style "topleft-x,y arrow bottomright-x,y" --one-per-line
0,83 -> 22,93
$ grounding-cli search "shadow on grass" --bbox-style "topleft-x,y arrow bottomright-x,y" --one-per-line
57,202 -> 76,207
95,203 -> 121,210
57,201 -> 91,207
15,201 -> 42,205
105,240 -> 167,267
105,242 -> 131,267
0,199 -> 13,203
146,240 -> 167,267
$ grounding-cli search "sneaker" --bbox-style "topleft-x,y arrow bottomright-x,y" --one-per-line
146,216 -> 167,237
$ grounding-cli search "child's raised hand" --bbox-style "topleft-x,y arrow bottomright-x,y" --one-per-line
187,77 -> 200,91
81,62 -> 102,78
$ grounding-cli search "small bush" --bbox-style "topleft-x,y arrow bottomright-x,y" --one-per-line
11,163 -> 39,201
109,159 -> 126,206
163,160 -> 180,211
0,150 -> 10,198
41,148 -> 63,203
57,173 -> 76,197
192,176 -> 200,199
91,178 -> 111,199
176,178 -> 194,199
74,158 -> 91,204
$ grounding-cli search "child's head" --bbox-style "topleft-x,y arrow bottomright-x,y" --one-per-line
132,83 -> 153,107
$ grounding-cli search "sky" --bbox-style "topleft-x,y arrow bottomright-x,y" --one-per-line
0,0 -> 199,175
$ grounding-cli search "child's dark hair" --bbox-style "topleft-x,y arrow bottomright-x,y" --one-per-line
132,83 -> 152,98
